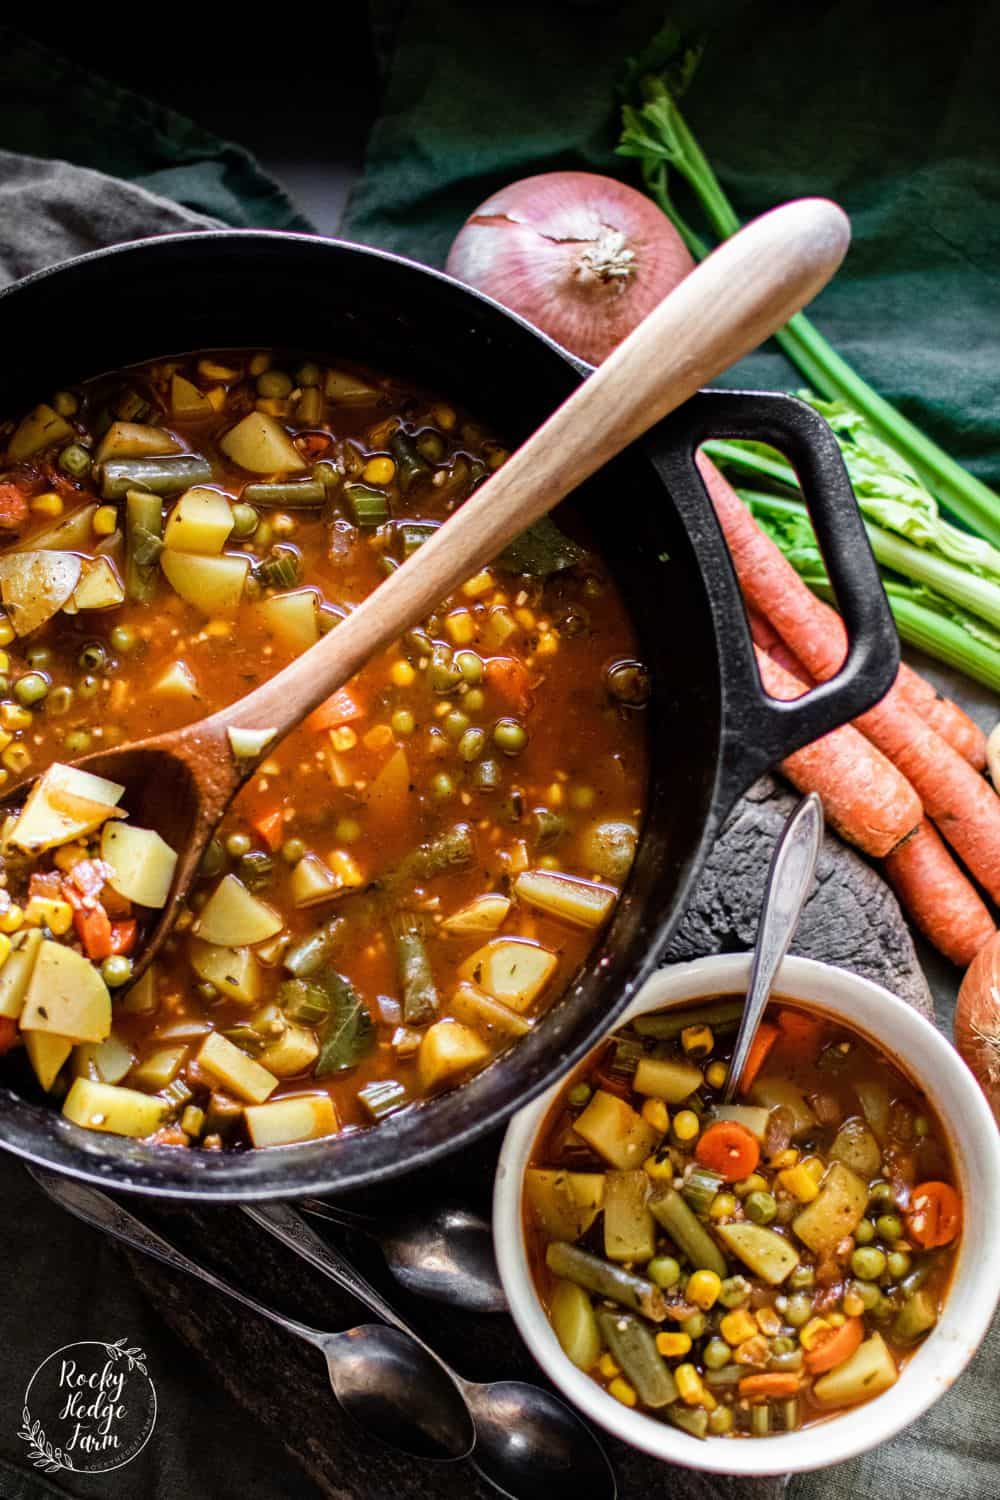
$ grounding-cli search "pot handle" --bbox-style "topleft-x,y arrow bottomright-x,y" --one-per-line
643,388 -> 899,811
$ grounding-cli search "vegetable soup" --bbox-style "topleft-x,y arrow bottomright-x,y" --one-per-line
0,353 -> 647,1149
525,997 -> 961,1438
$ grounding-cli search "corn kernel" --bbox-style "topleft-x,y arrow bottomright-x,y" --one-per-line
0,653 -> 8,675
203,620 -> 232,639
673,1109 -> 700,1143
363,724 -> 393,752
681,1023 -> 714,1060
90,504 -> 119,537
607,1377 -> 636,1408
720,1309 -> 757,1346
0,934 -> 10,970
771,1147 -> 799,1169
329,726 -> 357,752
755,1305 -> 783,1337
30,491 -> 64,518
198,358 -> 240,381
24,896 -> 74,936
842,1291 -> 865,1318
0,731 -> 12,755
514,607 -> 536,631
734,1334 -> 769,1366
655,1332 -> 691,1358
462,570 -> 493,598
2,743 -> 30,774
799,1317 -> 832,1351
0,904 -> 24,934
686,1270 -> 722,1310
641,1098 -> 670,1133
801,1155 -> 825,1182
432,403 -> 456,430
534,630 -> 559,657
0,618 -> 14,647
328,849 -> 364,888
53,843 -> 87,872
778,1164 -> 821,1203
642,1154 -> 675,1183
445,609 -> 476,646
362,456 -> 396,486
391,659 -> 416,688
597,1354 -> 621,1380
249,352 -> 271,376
1,703 -> 32,731
674,1364 -> 707,1406
206,386 -> 227,411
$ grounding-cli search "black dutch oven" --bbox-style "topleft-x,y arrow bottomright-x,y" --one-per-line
0,233 -> 897,1199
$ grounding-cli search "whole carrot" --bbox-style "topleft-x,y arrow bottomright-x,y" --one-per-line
895,663 -> 987,770
884,819 -> 996,966
756,648 -> 922,858
746,604 -> 811,680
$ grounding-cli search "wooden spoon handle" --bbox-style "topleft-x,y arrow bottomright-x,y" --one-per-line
215,198 -> 849,744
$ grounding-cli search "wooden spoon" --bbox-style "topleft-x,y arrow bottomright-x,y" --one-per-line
4,199 -> 849,976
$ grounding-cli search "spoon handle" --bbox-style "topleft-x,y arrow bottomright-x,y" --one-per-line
723,792 -> 824,1103
30,1167 -> 327,1351
298,1198 -> 378,1233
213,199 -> 849,744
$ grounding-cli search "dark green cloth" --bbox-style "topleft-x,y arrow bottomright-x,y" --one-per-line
345,0 -> 1000,491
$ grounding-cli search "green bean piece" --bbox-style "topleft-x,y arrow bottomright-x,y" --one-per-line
899,1257 -> 937,1299
544,1242 -> 667,1322
472,758 -> 503,792
398,823 -> 474,883
254,551 -> 302,590
649,1188 -> 728,1278
114,387 -> 150,423
751,1404 -> 771,1437
345,482 -> 389,527
357,1079 -> 409,1120
242,480 -> 326,509
682,1167 -> 725,1217
781,1398 -> 801,1432
390,430 -> 430,491
284,918 -> 345,977
395,919 -> 438,1025
397,521 -> 439,557
666,1405 -> 708,1440
594,1308 -> 678,1408
125,489 -> 164,603
634,999 -> 744,1040
278,978 -> 332,1025
531,808 -> 569,847
703,1363 -> 743,1389
102,454 -> 212,500
893,1288 -> 938,1342
58,443 -> 92,479
768,1349 -> 804,1372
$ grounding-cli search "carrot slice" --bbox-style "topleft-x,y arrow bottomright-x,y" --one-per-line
73,903 -> 114,961
907,1181 -> 962,1248
738,1372 -> 800,1399
804,1316 -> 863,1373
307,687 -> 365,734
738,1021 -> 779,1095
774,1008 -> 826,1063
484,657 -> 533,714
108,920 -> 138,956
253,807 -> 286,851
695,1120 -> 760,1181
0,1016 -> 18,1055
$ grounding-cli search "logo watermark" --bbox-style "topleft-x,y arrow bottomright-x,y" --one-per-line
19,1338 -> 156,1474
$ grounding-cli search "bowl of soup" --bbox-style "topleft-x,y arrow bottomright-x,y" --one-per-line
494,954 -> 1000,1474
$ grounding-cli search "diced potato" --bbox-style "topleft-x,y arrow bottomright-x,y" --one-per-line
324,369 -> 378,402
62,1076 -> 168,1138
290,854 -> 341,908
750,1077 -> 818,1137
524,1169 -> 606,1241
245,1093 -> 338,1147
164,487 -> 235,555
101,822 -> 178,908
13,503 -> 98,553
633,1055 -> 703,1104
258,589 -> 320,653
574,1089 -> 658,1169
188,939 -> 262,1005
72,1031 -> 135,1086
365,748 -> 413,827
0,550 -> 83,635
549,1280 -> 602,1371
603,1169 -> 655,1262
194,874 -> 282,947
160,549 -> 249,614
170,373 -> 214,417
854,1078 -> 890,1144
70,557 -> 125,611
458,938 -> 556,1012
829,1117 -> 882,1178
196,1031 -> 278,1103
580,819 -> 638,883
514,869 -> 616,929
441,894 -> 511,937
93,422 -> 181,464
25,1031 -> 73,1091
129,1045 -> 188,1090
0,928 -> 42,1018
8,404 -> 73,461
715,1222 -> 800,1285
20,941 -> 111,1043
812,1333 -> 898,1407
417,1020 -> 490,1092
152,660 -> 202,702
219,412 -> 306,474
792,1161 -> 869,1254
450,980 -> 532,1039
10,762 -> 125,854
257,1022 -> 319,1077
712,1104 -> 771,1140
119,964 -> 158,1015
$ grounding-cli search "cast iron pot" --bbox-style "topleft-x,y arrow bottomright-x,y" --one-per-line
0,232 -> 897,1199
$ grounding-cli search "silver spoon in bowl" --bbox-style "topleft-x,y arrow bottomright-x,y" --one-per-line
243,1200 -> 617,1500
30,1166 -> 475,1465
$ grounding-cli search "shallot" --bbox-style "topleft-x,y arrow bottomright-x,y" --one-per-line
955,930 -> 1000,1124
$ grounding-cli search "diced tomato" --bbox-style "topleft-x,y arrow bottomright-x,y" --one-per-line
0,1017 -> 19,1055
108,920 -> 138,956
28,871 -> 63,901
73,903 -> 114,960
252,807 -> 286,851
307,687 -> 365,733
484,656 -> 533,714
296,432 -> 333,461
0,482 -> 28,530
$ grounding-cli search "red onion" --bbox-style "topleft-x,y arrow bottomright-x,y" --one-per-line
445,172 -> 695,365
955,930 -> 1000,1125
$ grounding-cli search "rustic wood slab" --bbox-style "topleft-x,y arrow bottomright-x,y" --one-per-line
121,773 -> 931,1500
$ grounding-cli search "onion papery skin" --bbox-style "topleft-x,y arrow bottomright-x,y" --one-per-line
955,930 -> 1000,1125
445,172 -> 695,365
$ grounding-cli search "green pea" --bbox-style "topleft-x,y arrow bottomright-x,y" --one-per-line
455,650 -> 483,683
745,1191 -> 777,1225
429,646 -> 461,694
63,729 -> 92,755
443,710 -> 470,741
58,443 -> 92,479
430,772 -> 455,801
852,1278 -> 882,1310
110,624 -> 138,654
257,369 -> 293,398
14,673 -> 49,706
225,833 -> 252,858
101,955 -> 133,988
52,390 -> 79,417
785,1293 -> 813,1327
681,1312 -> 707,1340
231,503 -> 259,538
647,1255 -> 681,1289
851,1246 -> 887,1281
567,1083 -> 592,1109
718,1275 -> 751,1308
463,687 -> 485,713
78,643 -> 108,673
26,646 -> 52,669
876,1214 -> 903,1243
854,1218 -> 876,1245
708,1408 -> 734,1436
886,1250 -> 912,1281
78,675 -> 100,699
458,727 -> 487,762
788,1265 -> 815,1290
391,708 -> 415,737
296,361 -> 322,387
493,718 -> 527,755
868,1181 -> 896,1209
281,838 -> 306,865
702,1338 -> 732,1370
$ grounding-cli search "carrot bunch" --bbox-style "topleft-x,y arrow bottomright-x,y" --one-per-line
699,455 -> 998,967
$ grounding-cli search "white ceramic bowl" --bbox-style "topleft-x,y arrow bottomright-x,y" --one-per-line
495,954 -> 1000,1476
